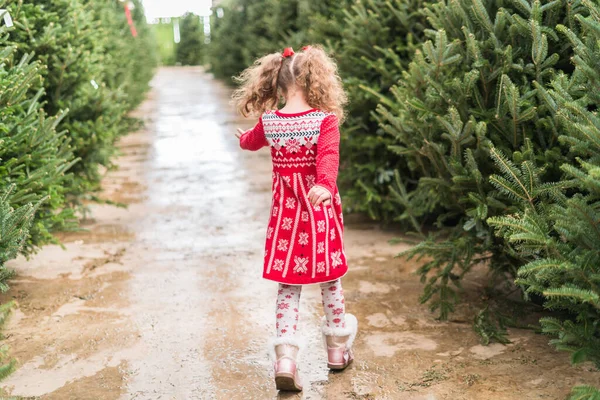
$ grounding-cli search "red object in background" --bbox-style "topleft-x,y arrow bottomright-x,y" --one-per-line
124,3 -> 138,37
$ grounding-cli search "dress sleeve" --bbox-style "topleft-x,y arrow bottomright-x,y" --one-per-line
239,117 -> 268,151
315,114 -> 340,196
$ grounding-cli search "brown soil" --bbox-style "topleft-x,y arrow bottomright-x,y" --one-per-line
0,67 -> 597,400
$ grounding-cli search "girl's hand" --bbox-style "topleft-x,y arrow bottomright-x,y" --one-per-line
235,128 -> 245,139
307,185 -> 331,207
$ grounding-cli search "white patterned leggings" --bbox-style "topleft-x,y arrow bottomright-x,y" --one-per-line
276,279 -> 346,338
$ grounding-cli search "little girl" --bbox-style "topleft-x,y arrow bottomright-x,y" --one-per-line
233,45 -> 357,392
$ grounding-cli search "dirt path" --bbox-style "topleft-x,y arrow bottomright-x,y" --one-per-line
0,67 -> 597,400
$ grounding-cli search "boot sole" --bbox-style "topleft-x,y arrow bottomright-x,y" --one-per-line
275,373 -> 302,392
328,358 -> 354,371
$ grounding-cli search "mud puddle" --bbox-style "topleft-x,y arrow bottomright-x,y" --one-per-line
0,67 -> 597,400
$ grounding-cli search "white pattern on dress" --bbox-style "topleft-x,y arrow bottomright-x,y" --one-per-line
272,206 -> 278,217
331,251 -> 342,267
301,211 -> 309,222
316,262 -> 325,273
273,259 -> 284,271
282,217 -> 293,230
306,175 -> 316,188
330,228 -> 336,241
298,232 -> 309,246
293,256 -> 308,274
317,220 -> 326,233
272,140 -> 283,156
277,239 -> 289,252
286,138 -> 301,153
317,242 -> 325,254
285,198 -> 296,209
267,227 -> 274,239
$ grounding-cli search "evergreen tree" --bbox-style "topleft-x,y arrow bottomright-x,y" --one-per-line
9,0 -> 156,200
208,2 -> 250,81
488,0 -> 600,379
0,30 -> 77,253
11,0 -> 122,197
335,0 -> 428,219
176,13 -> 204,66
300,0 -> 349,49
373,0 -> 589,319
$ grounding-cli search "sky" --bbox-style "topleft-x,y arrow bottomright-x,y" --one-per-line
141,0 -> 213,20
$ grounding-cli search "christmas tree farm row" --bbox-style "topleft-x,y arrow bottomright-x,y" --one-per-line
0,0 -> 156,374
207,0 -> 600,395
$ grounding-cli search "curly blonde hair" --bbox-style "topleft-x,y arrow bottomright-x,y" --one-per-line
232,45 -> 347,122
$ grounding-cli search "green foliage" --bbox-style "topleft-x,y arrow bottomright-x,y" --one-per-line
570,385 -> 600,400
0,302 -> 16,380
0,186 -> 33,278
208,3 -> 250,81
336,0 -> 428,220
9,0 -> 121,197
153,20 -> 177,66
0,1 -> 156,256
473,306 -> 511,345
0,34 -> 77,254
176,13 -> 204,66
377,0 -> 589,321
7,0 -> 157,199
488,0 -> 600,369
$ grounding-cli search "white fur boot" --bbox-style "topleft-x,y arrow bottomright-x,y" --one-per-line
321,313 -> 358,370
272,337 -> 303,391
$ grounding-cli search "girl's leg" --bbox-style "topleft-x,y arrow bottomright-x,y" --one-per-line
274,283 -> 303,391
276,284 -> 302,338
320,279 -> 346,329
319,279 -> 357,370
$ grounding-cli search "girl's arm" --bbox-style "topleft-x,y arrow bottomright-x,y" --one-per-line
315,114 -> 340,197
239,118 -> 268,151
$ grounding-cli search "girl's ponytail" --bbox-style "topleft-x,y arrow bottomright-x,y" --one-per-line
295,45 -> 347,122
232,52 -> 283,117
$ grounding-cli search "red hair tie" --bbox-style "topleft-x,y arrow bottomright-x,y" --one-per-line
282,47 -> 295,58
302,45 -> 312,51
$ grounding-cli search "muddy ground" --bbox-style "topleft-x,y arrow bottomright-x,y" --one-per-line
0,67 -> 597,400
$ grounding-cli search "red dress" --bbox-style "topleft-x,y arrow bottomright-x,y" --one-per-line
239,109 -> 348,285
